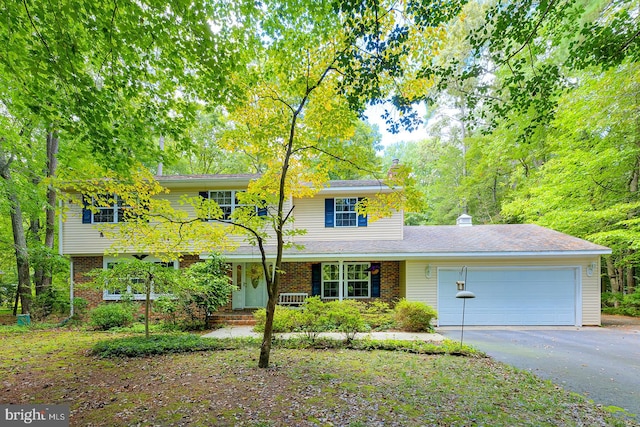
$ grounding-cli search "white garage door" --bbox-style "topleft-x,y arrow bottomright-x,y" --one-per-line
437,268 -> 578,326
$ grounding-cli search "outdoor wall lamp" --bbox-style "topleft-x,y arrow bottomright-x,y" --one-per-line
586,261 -> 597,277
425,264 -> 432,278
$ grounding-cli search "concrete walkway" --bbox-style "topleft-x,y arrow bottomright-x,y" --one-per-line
202,325 -> 444,342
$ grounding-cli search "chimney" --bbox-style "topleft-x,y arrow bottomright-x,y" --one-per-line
157,135 -> 164,176
387,158 -> 400,178
456,213 -> 473,227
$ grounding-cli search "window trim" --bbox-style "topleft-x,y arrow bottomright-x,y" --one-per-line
102,257 -> 178,301
90,195 -> 130,224
334,197 -> 358,227
321,262 -> 371,299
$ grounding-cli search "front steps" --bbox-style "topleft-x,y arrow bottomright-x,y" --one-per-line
209,311 -> 257,327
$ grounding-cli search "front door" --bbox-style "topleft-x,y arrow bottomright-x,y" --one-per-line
231,263 -> 267,309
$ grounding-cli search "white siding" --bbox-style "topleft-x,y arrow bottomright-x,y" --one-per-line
61,188 -> 285,255
292,196 -> 403,241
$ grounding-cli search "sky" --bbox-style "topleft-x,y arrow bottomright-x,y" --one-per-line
365,103 -> 429,150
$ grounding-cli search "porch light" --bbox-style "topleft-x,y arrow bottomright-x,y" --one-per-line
425,265 -> 432,278
586,261 -> 597,277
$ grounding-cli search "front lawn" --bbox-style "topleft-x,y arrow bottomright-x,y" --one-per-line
0,329 -> 634,426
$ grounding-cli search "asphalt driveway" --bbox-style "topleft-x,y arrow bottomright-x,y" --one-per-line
439,321 -> 640,421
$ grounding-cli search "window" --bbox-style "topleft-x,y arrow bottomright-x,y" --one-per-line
86,195 -> 130,223
321,262 -> 371,299
103,259 -> 177,301
346,263 -> 370,297
335,197 -> 358,227
321,264 -> 340,298
201,190 -> 268,220
324,198 -> 367,228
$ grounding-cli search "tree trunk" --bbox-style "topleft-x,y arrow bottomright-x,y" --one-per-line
626,264 -> 635,294
40,131 -> 59,294
0,141 -> 32,314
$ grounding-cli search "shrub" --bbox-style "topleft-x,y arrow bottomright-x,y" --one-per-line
90,303 -> 135,330
360,300 -> 395,330
394,299 -> 437,332
299,296 -> 332,340
325,299 -> 368,341
253,306 -> 303,333
30,288 -> 71,321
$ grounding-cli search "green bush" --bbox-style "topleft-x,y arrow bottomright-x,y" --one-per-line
394,299 -> 437,332
30,288 -> 71,321
91,334 -> 257,358
601,291 -> 640,317
253,305 -> 303,333
325,299 -> 368,341
298,296 -> 332,339
89,303 -> 135,330
361,300 -> 395,330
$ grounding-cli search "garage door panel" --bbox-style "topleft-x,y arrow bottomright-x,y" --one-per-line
437,268 -> 577,326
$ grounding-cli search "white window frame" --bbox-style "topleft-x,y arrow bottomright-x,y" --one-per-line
102,257 -> 178,301
335,197 -> 359,227
208,190 -> 246,221
92,195 -> 130,223
321,262 -> 371,299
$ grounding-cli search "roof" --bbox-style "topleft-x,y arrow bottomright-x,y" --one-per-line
155,174 -> 392,191
223,224 -> 611,261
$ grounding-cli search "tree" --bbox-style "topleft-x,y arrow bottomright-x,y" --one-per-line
207,0 -> 466,368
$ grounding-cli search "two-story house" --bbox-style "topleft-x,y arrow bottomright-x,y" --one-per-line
61,174 -> 611,326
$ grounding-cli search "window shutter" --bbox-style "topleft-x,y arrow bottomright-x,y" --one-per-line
198,191 -> 209,221
257,201 -> 268,217
357,197 -> 368,227
371,263 -> 381,298
81,196 -> 92,224
324,198 -> 334,227
311,264 -> 321,296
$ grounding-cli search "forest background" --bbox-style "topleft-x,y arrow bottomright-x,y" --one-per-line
1,0 -> 638,320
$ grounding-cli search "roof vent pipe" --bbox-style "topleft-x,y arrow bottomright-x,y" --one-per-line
456,213 -> 473,227
157,135 -> 164,176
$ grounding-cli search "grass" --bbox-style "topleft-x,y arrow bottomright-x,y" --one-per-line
0,327 -> 636,426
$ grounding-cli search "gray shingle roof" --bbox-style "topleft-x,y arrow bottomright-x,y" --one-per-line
225,224 -> 610,260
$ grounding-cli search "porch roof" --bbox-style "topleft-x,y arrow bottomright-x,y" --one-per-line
220,224 -> 611,261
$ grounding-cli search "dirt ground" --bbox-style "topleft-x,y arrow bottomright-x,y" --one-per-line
601,313 -> 640,329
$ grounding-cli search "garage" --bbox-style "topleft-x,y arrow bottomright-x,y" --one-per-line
437,267 -> 579,326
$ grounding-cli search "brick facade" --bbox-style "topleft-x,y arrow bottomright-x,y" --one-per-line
71,255 -> 401,310
72,256 -> 104,308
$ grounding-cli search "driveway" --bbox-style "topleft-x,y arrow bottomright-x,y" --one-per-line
438,318 -> 640,421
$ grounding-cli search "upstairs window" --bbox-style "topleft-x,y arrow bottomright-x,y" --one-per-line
210,190 -> 239,221
324,198 -> 367,228
199,190 -> 267,220
82,195 -> 130,224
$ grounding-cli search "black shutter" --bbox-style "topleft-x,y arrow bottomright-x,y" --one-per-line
198,191 -> 209,221
324,198 -> 334,227
311,264 -> 321,296
371,263 -> 381,298
257,200 -> 268,217
357,197 -> 368,227
81,195 -> 92,224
